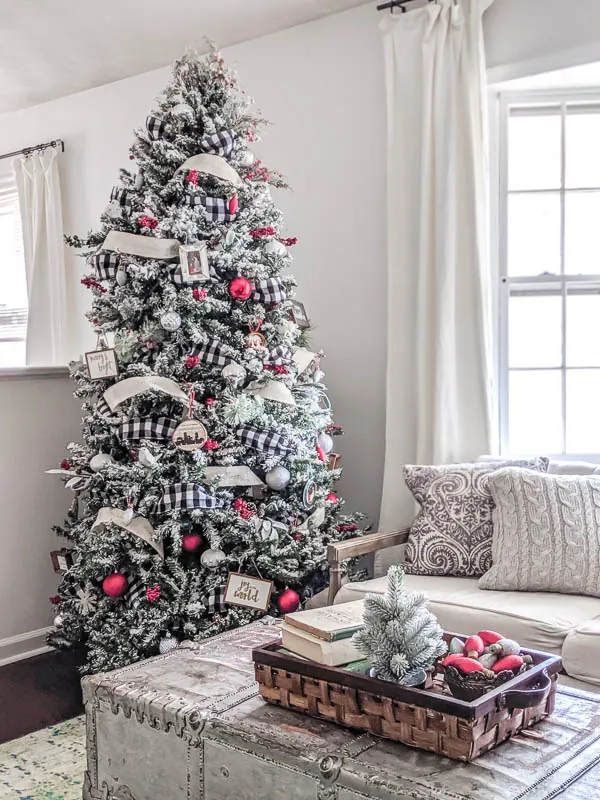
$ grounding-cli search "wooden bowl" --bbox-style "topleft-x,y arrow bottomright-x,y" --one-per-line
444,665 -> 516,702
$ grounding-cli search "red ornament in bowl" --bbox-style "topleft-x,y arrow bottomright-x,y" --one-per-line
276,588 -> 300,614
229,276 -> 252,301
102,573 -> 127,598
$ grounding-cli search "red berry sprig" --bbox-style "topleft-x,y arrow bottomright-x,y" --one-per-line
203,439 -> 219,451
146,586 -> 161,603
233,498 -> 255,519
250,226 -> 276,239
193,288 -> 207,301
139,215 -> 158,229
279,237 -> 297,247
186,170 -> 199,185
336,524 -> 358,533
81,277 -> 106,293
60,459 -> 71,470
186,355 -> 200,369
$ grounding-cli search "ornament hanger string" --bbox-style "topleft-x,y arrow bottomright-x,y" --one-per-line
249,319 -> 263,335
186,383 -> 196,418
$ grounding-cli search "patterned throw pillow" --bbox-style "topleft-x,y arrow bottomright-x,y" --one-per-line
480,469 -> 600,597
403,459 -> 550,578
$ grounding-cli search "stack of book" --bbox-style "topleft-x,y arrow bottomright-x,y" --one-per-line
280,600 -> 366,667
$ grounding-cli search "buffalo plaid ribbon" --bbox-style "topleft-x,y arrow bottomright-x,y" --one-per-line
119,417 -> 178,441
205,584 -> 228,613
200,129 -> 237,159
157,482 -> 226,512
252,278 -> 286,305
236,425 -> 294,456
182,194 -> 237,224
265,345 -> 293,366
189,339 -> 231,367
92,252 -> 120,282
110,186 -> 132,214
146,115 -> 166,140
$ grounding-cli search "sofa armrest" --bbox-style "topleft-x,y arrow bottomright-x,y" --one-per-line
326,529 -> 410,605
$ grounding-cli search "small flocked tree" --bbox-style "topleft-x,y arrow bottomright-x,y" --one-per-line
48,51 -> 365,674
353,566 -> 446,686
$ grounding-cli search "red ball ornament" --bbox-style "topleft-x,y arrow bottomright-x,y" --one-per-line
102,573 -> 127,598
229,195 -> 239,214
182,533 -> 203,552
276,588 -> 300,614
60,459 -> 71,470
326,492 -> 339,504
229,276 -> 253,301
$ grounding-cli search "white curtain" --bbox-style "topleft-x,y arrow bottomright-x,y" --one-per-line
379,0 -> 494,533
14,147 -> 68,366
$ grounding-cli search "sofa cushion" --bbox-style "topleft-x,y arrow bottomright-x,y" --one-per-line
480,469 -> 600,597
403,458 -> 549,579
334,573 -> 600,655
562,619 -> 600,687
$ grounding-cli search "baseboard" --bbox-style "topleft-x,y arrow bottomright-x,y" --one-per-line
0,627 -> 53,667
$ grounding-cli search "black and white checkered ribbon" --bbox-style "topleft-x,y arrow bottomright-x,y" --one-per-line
119,417 -> 178,441
265,345 -> 293,366
252,278 -> 286,305
205,584 -> 227,613
157,483 -> 226,513
182,194 -> 237,224
95,397 -> 122,425
236,425 -> 294,456
110,186 -> 132,213
189,339 -> 231,367
200,129 -> 237,159
146,115 -> 167,140
92,252 -> 120,281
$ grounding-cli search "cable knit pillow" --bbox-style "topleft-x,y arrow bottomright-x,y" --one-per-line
480,468 -> 600,596
403,458 -> 549,578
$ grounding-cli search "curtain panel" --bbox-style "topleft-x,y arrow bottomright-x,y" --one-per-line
378,0 -> 494,542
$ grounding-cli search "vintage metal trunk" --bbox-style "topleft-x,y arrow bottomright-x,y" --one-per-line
83,618 -> 600,800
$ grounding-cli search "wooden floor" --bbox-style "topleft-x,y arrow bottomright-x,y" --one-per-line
0,649 -> 83,744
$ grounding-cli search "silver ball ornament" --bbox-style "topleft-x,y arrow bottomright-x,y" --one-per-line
160,311 -> 182,332
264,239 -> 287,257
312,369 -> 325,383
134,171 -> 144,190
237,149 -> 254,167
90,453 -> 115,472
116,269 -> 127,286
317,433 -> 334,454
221,362 -> 247,388
53,614 -> 64,628
171,102 -> 194,122
200,548 -> 226,568
158,633 -> 180,654
265,466 -> 291,491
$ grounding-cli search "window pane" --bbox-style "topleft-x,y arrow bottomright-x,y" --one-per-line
0,341 -> 25,367
509,295 -> 562,368
508,370 -> 563,454
508,113 -> 561,190
565,191 -> 600,274
566,370 -> 600,452
566,111 -> 600,189
566,294 -> 600,367
508,193 -> 561,276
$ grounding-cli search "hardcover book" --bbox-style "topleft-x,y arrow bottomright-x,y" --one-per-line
280,622 -> 363,666
284,600 -> 365,642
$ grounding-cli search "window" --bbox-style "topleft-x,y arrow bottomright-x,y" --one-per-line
0,168 -> 27,367
497,91 -> 600,458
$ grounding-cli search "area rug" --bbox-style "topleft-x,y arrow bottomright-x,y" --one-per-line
0,716 -> 86,799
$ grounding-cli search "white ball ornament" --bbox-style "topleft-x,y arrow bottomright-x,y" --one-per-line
171,102 -> 194,122
158,633 -> 180,654
134,171 -> 144,190
221,362 -> 247,388
237,149 -> 254,167
313,369 -> 325,383
116,269 -> 127,286
160,311 -> 182,332
265,466 -> 291,491
53,614 -> 64,628
90,453 -> 115,472
200,548 -> 226,568
317,433 -> 334,454
264,239 -> 287,257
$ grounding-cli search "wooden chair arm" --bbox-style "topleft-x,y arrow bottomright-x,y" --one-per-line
326,529 -> 410,605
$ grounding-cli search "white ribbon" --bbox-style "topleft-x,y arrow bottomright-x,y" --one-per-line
297,506 -> 325,531
246,380 -> 296,406
102,231 -> 181,260
103,376 -> 187,411
293,348 -> 317,375
92,507 -> 164,559
176,153 -> 242,187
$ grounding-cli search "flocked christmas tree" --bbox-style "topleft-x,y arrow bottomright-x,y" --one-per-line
353,566 -> 446,686
48,51 -> 365,674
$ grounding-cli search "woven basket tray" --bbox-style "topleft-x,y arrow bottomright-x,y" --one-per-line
253,632 -> 562,762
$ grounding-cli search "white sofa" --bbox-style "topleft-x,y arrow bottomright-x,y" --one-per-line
324,460 -> 600,693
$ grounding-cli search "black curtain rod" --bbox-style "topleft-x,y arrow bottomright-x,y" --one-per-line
377,0 -> 432,11
0,138 -> 64,162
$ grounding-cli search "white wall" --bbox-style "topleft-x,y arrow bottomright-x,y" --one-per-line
0,3 -> 387,656
484,0 -> 600,82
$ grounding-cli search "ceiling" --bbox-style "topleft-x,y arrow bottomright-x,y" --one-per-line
0,0 -> 369,115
